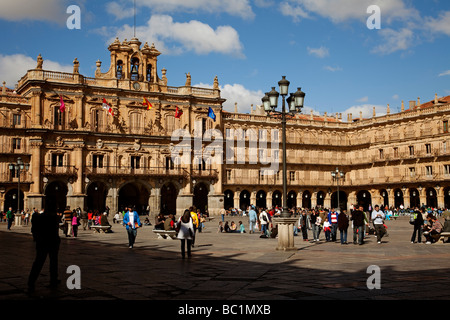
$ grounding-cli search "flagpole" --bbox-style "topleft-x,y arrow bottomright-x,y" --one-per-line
134,0 -> 136,38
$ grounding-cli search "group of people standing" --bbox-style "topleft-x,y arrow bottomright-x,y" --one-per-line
410,207 -> 450,244
238,204 -> 389,244
297,204 -> 388,244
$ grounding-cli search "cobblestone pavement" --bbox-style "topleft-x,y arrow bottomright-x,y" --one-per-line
0,216 -> 449,303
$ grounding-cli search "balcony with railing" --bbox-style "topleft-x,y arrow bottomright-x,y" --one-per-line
42,165 -> 78,177
0,171 -> 33,184
191,168 -> 219,179
85,166 -> 188,178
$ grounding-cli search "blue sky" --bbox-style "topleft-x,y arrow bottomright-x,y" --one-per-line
1,0 -> 450,119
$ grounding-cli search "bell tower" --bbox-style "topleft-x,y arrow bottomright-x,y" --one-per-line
96,37 -> 161,85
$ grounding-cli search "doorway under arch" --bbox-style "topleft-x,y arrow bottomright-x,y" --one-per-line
118,182 -> 150,215
161,182 -> 178,215
193,182 -> 209,214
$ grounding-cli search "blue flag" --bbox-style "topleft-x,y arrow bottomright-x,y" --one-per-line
208,107 -> 216,122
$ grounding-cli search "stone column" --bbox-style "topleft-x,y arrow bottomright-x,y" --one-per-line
273,217 -> 298,251
403,189 -> 411,209
233,191 -> 240,209
311,192 -> 317,209
437,188 -> 445,209
67,144 -> 85,210
27,139 -> 44,210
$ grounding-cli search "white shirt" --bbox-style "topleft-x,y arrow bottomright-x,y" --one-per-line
371,210 -> 385,225
129,211 -> 135,228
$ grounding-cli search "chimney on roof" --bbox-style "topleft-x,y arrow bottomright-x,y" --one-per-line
373,107 -> 376,118
324,112 -> 328,121
435,93 -> 438,104
409,100 -> 416,109
348,113 -> 352,122
310,110 -> 313,120
234,102 -> 238,113
387,104 -> 390,114
250,104 -> 254,114
2,81 -> 5,95
417,97 -> 421,106
401,100 -> 405,112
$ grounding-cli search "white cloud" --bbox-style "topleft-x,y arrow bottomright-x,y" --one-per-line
0,0 -> 69,24
371,28 -> 414,55
105,15 -> 244,57
279,2 -> 309,22
307,46 -> 329,58
323,65 -> 343,72
0,54 -> 73,87
107,0 -> 254,20
341,104 -> 387,120
425,11 -> 450,36
357,96 -> 369,103
196,82 -> 263,113
284,0 -> 418,24
439,70 -> 450,77
220,84 -> 264,113
106,1 -> 135,20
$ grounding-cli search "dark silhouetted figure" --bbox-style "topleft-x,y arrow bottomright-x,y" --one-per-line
27,210 -> 61,294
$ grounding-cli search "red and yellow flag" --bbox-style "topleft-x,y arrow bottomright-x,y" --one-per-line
143,97 -> 153,110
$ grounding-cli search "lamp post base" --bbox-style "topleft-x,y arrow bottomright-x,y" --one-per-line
273,217 -> 298,251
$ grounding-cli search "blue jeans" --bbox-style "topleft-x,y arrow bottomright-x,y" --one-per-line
261,223 -> 268,235
249,220 -> 256,233
353,226 -> 364,244
312,224 -> 320,240
331,223 -> 338,241
340,229 -> 348,244
127,228 -> 137,247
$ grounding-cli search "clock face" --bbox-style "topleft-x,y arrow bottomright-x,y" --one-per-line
133,82 -> 141,91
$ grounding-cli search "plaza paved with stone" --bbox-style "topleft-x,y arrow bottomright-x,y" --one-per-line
0,215 -> 449,303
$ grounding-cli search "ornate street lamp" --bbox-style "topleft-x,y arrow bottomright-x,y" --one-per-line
262,77 -> 305,251
331,167 -> 345,211
8,157 -> 30,215
262,76 -> 305,218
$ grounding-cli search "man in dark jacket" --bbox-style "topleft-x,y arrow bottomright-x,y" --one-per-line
351,205 -> 365,245
27,210 -> 61,294
410,208 -> 424,243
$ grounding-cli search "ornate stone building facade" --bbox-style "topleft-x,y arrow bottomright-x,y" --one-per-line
1,38 -> 450,215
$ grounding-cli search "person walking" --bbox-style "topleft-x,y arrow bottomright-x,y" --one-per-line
351,205 -> 365,245
71,211 -> 79,238
328,208 -> 339,242
298,210 -> 311,241
63,206 -> 72,237
338,210 -> 349,244
123,207 -> 142,249
410,208 -> 424,243
27,210 -> 61,294
310,210 -> 321,242
248,205 -> 257,234
177,209 -> 195,259
259,208 -> 270,237
189,207 -> 199,247
6,207 -> 14,230
371,205 -> 386,244
80,210 -> 88,230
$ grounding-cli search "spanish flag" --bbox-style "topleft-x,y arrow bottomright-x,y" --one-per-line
143,97 -> 152,110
